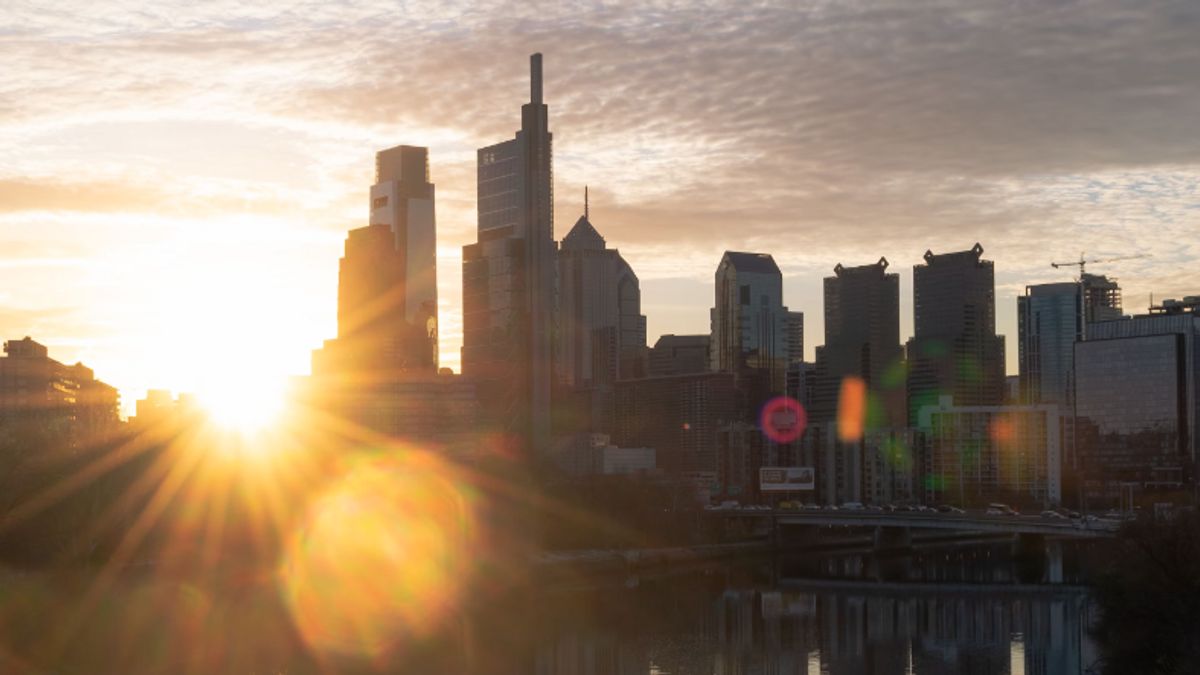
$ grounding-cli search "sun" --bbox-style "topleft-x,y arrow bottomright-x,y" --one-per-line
197,375 -> 286,434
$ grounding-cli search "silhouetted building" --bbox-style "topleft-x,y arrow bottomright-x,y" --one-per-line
812,258 -> 905,427
298,371 -> 481,459
710,251 -> 795,408
716,423 -> 765,501
548,432 -> 656,477
906,244 -> 1006,424
70,363 -> 121,439
0,337 -> 120,441
555,196 -> 646,434
648,334 -> 710,377
462,53 -> 556,457
861,429 -> 920,506
1074,298 -> 1200,503
1017,274 -> 1122,406
804,421 -> 871,506
917,396 -> 1065,508
786,311 -> 805,364
327,144 -> 439,377
369,144 -> 438,368
613,372 -> 738,477
128,389 -> 199,428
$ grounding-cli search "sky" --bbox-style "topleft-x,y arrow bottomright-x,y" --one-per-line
2,0 -> 1198,416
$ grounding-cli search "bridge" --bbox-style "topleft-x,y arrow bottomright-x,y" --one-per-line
778,577 -> 1092,599
707,510 -> 1118,546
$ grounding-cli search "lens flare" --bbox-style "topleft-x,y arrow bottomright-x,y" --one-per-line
880,436 -> 912,470
278,451 -> 476,660
837,376 -> 866,442
990,416 -> 1015,444
759,396 -> 807,443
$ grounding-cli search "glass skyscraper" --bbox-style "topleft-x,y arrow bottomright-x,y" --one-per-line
1074,306 -> 1200,502
1018,274 -> 1122,406
812,258 -> 904,426
906,244 -> 1006,424
462,54 -> 557,456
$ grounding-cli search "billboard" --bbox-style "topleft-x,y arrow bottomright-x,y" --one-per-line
759,467 -> 815,491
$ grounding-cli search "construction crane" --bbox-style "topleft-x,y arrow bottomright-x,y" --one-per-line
1050,253 -> 1149,277
1050,252 -> 1151,341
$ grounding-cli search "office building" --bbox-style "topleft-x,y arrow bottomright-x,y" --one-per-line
811,258 -> 905,427
1017,274 -> 1122,406
1074,297 -> 1200,503
710,251 -> 795,406
0,337 -> 120,441
917,396 -> 1065,508
326,144 -> 439,376
906,244 -> 1006,424
786,311 -> 804,364
648,334 -> 709,377
369,144 -> 438,368
462,54 -> 556,456
555,196 -> 646,434
612,372 -> 738,477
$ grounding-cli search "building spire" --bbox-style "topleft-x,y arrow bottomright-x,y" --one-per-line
584,185 -> 589,220
530,53 -> 543,104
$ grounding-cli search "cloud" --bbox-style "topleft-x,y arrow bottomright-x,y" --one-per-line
1,0 -> 1198,389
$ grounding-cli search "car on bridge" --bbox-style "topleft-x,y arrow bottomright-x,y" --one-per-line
986,503 -> 1020,516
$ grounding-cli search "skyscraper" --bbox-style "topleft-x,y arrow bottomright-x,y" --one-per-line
811,258 -> 904,426
368,145 -> 438,367
313,144 -> 439,378
1018,273 -> 1122,406
786,311 -> 804,365
556,195 -> 646,390
462,54 -> 556,455
555,196 -> 646,435
906,244 -> 1006,424
334,223 -> 407,371
709,252 -> 794,405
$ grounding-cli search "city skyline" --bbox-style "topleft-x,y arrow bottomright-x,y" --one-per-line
3,2 -> 1199,413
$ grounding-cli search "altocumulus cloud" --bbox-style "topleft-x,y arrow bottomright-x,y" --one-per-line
1,0 -> 1198,387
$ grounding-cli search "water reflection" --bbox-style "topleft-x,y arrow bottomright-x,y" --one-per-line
0,542 -> 1104,674
533,543 -> 1102,675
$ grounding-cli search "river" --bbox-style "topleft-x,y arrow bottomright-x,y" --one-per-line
0,539 -> 1106,674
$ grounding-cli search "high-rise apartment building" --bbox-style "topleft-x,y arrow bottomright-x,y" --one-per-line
811,258 -> 905,426
369,145 -> 438,367
906,244 -> 1006,424
710,252 -> 794,406
0,337 -> 119,441
613,372 -> 738,477
1017,274 -> 1122,406
916,396 -> 1065,508
462,54 -> 557,455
